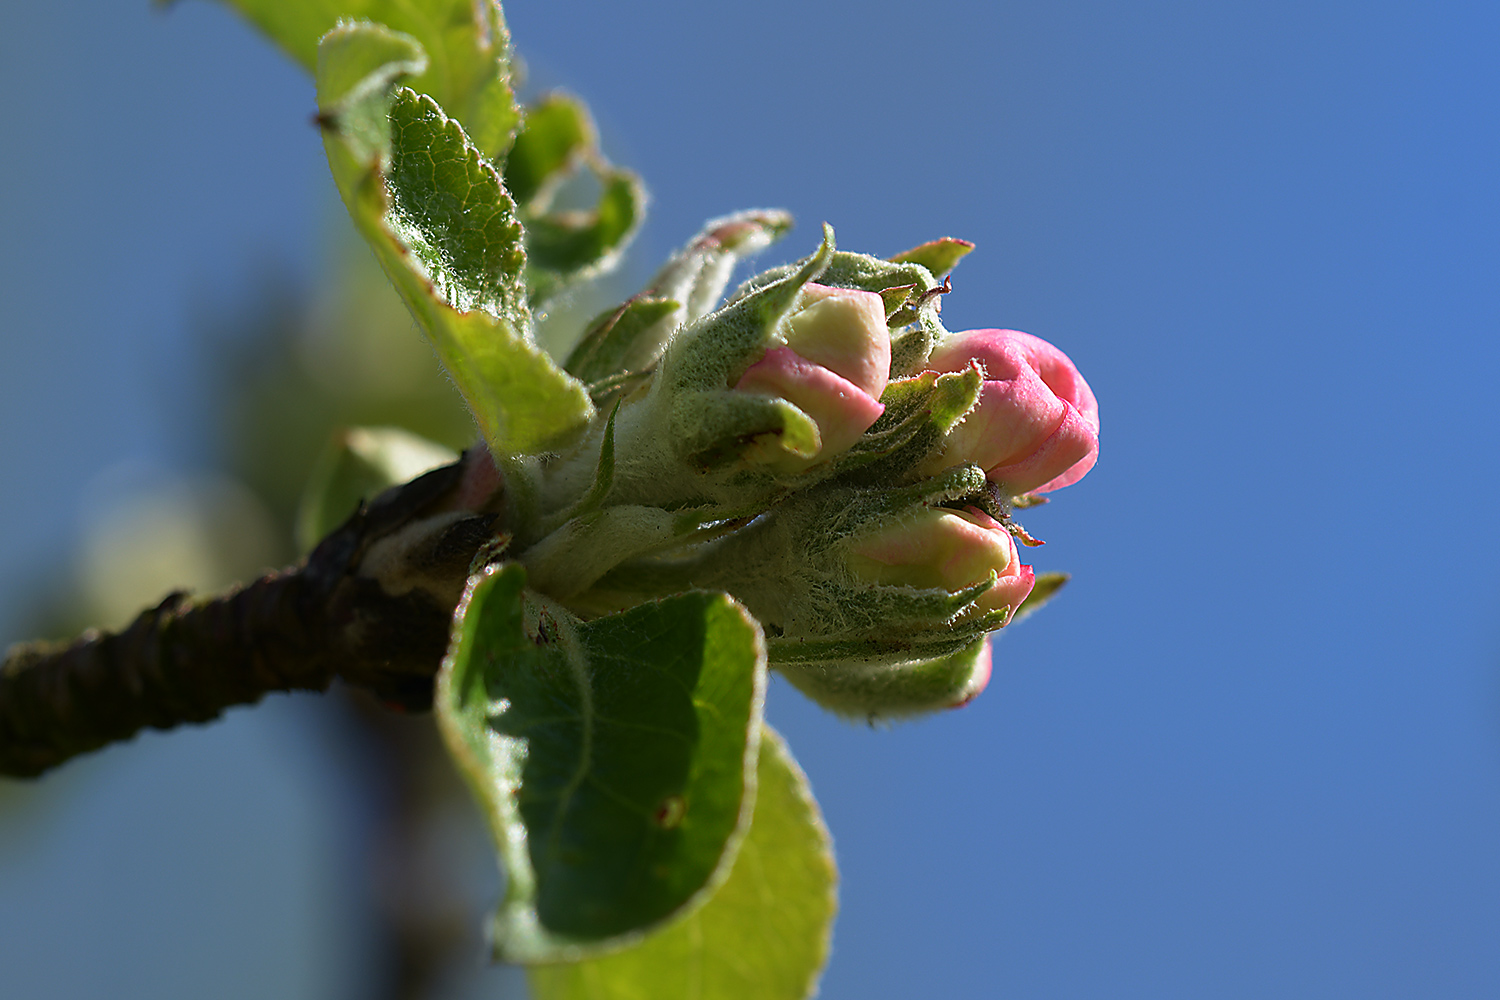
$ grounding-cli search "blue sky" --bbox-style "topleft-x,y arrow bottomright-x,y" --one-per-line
2,1 -> 1499,997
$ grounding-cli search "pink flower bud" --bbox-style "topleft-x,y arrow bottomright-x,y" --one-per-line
732,283 -> 891,469
783,283 -> 891,399
925,329 -> 1099,494
735,348 -> 886,463
845,506 -> 1036,620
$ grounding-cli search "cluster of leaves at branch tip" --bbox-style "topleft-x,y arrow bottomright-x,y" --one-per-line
210,0 -> 1102,995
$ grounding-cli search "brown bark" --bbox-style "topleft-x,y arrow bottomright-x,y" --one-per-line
0,455 -> 501,779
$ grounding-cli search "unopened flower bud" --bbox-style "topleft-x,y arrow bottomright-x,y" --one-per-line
781,283 -> 890,398
845,505 -> 1035,620
733,283 -> 890,471
924,329 -> 1099,494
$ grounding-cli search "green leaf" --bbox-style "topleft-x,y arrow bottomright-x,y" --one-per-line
562,210 -> 796,384
649,209 -> 795,328
435,562 -> 768,962
889,237 -> 975,278
525,166 -> 646,306
565,297 -> 681,387
529,725 -> 836,1000
1012,571 -> 1069,624
504,93 -> 595,209
314,20 -> 427,144
315,25 -> 593,457
482,93 -> 646,305
384,88 -> 529,317
214,0 -> 520,159
295,425 -> 457,552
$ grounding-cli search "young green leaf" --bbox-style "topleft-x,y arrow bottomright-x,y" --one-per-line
504,94 -> 596,209
495,93 -> 646,305
315,25 -> 594,457
565,297 -> 681,388
214,0 -> 520,159
889,236 -> 975,278
435,562 -> 768,963
524,166 -> 645,306
295,425 -> 457,552
529,725 -> 837,1000
648,209 -> 795,329
561,209 -> 796,386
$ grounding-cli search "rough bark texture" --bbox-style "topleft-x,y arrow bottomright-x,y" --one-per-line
0,454 -> 502,779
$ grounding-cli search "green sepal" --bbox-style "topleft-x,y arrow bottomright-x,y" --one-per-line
528,725 -> 836,1000
295,425 -> 458,552
315,26 -> 593,458
660,225 -> 835,394
667,470 -> 1001,638
563,210 -> 797,389
730,248 -> 950,378
780,577 -> 996,639
435,562 -> 767,962
887,314 -> 940,379
522,505 -> 678,600
767,623 -> 991,666
876,368 -> 983,434
1012,571 -> 1069,624
542,401 -> 620,533
216,0 -> 519,160
655,211 -> 797,326
889,237 -> 975,278
566,297 -> 681,388
888,293 -> 953,379
878,283 -> 917,317
851,462 -> 992,520
827,369 -> 983,486
774,633 -> 993,719
732,249 -> 937,304
671,392 -> 821,471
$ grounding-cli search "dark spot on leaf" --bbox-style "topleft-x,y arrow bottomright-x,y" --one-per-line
652,796 -> 686,829
533,611 -> 559,645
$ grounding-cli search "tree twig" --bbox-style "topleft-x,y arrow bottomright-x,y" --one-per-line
0,454 -> 501,779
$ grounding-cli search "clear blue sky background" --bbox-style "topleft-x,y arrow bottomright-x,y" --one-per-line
3,1 -> 1499,997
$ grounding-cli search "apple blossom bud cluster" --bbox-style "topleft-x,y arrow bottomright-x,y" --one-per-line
515,216 -> 1098,719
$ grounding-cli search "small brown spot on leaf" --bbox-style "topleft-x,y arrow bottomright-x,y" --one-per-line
653,795 -> 686,829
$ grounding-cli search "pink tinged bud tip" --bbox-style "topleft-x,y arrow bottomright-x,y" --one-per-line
732,283 -> 891,468
845,506 -> 1036,620
735,348 -> 885,462
926,329 -> 1099,494
783,284 -> 892,399
451,445 -> 504,511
